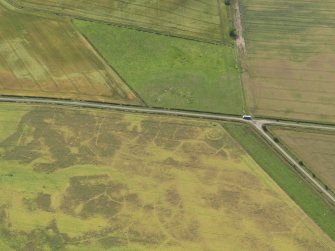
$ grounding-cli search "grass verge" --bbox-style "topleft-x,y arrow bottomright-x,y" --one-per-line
224,123 -> 335,241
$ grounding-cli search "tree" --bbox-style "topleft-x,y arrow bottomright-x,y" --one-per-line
262,125 -> 268,132
225,0 -> 231,5
229,29 -> 238,40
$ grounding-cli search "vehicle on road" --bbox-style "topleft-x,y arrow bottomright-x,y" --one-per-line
242,115 -> 252,120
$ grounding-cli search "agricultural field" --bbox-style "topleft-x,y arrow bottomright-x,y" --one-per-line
10,0 -> 231,43
240,0 -> 335,123
75,20 -> 244,114
0,5 -> 141,104
0,103 -> 334,250
225,124 -> 335,241
1,0 -> 335,250
269,126 -> 335,192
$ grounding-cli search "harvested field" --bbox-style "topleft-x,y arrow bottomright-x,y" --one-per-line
0,103 -> 334,250
10,0 -> 232,43
75,21 -> 244,114
269,126 -> 335,192
0,5 -> 141,104
240,0 -> 335,123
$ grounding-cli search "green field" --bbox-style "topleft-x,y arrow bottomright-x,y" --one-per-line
269,126 -> 335,192
240,0 -> 335,123
75,20 -> 244,114
0,4 -> 141,104
0,103 -> 333,250
224,123 -> 335,241
10,0 -> 232,43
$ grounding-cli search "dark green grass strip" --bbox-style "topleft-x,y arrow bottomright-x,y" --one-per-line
224,123 -> 335,241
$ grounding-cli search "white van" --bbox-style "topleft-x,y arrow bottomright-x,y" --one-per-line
242,115 -> 252,120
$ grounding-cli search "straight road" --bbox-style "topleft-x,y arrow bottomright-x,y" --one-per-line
0,96 -> 244,122
255,119 -> 335,132
0,95 -> 334,205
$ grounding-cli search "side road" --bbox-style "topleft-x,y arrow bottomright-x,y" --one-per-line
0,95 -> 334,205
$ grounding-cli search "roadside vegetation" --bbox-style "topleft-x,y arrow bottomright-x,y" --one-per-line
74,20 -> 244,114
224,123 -> 335,241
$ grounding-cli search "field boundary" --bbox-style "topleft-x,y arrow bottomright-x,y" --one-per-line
217,0 -> 233,41
76,29 -> 148,106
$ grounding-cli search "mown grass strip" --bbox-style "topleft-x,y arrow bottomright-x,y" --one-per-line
224,123 -> 335,241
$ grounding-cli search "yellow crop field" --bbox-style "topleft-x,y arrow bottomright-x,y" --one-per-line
10,0 -> 231,43
0,103 -> 333,250
0,5 -> 141,104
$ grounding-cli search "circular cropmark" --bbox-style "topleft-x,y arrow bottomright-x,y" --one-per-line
206,127 -> 224,141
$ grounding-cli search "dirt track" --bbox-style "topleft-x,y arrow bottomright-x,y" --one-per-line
234,0 -> 246,53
